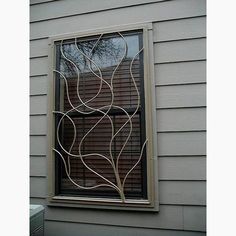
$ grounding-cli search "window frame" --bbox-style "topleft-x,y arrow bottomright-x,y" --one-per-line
47,23 -> 158,211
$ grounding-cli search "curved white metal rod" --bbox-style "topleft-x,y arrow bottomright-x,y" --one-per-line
53,71 -> 119,175
75,33 -> 128,201
108,32 -> 128,164
122,139 -> 148,189
114,47 -> 144,171
87,34 -> 103,78
74,38 -> 114,111
53,148 -> 121,193
60,35 -> 113,115
55,38 -> 114,167
53,110 -> 113,166
54,55 -> 116,117
60,39 -> 103,114
52,86 -> 114,176
53,70 -> 117,184
54,144 -> 119,190
54,69 -> 110,115
65,38 -> 116,158
53,34 -> 147,201
74,39 -> 121,177
53,71 -> 115,163
53,110 -> 77,176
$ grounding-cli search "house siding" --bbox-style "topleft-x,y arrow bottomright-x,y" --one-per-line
30,0 -> 206,235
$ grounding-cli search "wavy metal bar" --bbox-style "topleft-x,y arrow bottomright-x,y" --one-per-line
53,115 -> 120,191
53,33 -> 148,202
53,71 -> 114,164
108,33 -> 128,161
60,39 -> 103,114
53,148 -> 120,192
53,68 -> 118,189
87,34 -> 103,78
122,139 -> 148,189
115,47 -> 144,172
54,35 -> 112,173
74,36 -> 130,201
52,87 -> 117,174
53,112 -> 115,181
74,38 -> 114,109
58,39 -> 121,194
73,34 -> 128,200
53,111 -> 76,176
73,39 -> 119,185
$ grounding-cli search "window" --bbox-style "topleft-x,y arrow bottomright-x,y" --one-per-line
48,25 -> 155,208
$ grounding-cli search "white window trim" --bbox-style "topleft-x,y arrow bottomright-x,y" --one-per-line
46,23 -> 159,211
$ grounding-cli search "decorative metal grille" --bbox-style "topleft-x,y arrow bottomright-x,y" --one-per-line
53,30 -> 148,202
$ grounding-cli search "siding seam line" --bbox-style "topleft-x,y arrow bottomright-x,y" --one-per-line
30,74 -> 47,78
30,93 -> 47,97
157,130 -> 206,133
156,106 -> 206,110
158,155 -> 206,157
151,14 -> 206,24
30,0 -> 55,6
30,0 -> 173,23
43,218 -> 206,232
155,82 -> 206,87
155,59 -> 206,65
29,15 -> 206,41
155,36 -> 206,44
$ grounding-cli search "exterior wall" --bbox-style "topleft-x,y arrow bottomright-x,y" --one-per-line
30,0 -> 206,235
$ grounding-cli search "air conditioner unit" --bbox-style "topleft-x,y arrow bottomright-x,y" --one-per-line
30,204 -> 44,236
